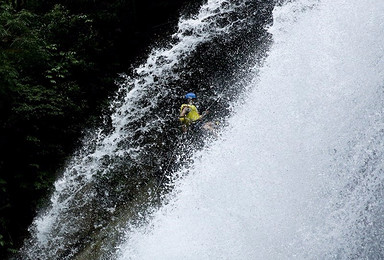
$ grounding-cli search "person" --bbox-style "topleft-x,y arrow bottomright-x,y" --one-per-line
179,92 -> 216,133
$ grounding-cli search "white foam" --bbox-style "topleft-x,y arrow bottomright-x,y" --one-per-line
117,0 -> 384,259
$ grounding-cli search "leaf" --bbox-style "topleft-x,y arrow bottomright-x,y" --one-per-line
26,136 -> 40,143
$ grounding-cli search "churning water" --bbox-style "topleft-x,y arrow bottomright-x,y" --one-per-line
19,0 -> 384,259
19,0 -> 273,259
116,0 -> 384,259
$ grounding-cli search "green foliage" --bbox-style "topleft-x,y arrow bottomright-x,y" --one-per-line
0,2 -> 105,258
0,234 -> 4,247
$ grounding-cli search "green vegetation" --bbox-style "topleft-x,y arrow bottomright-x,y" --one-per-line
0,0 -> 200,258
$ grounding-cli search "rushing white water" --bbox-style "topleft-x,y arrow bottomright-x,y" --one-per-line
20,1 -> 273,259
117,0 -> 384,259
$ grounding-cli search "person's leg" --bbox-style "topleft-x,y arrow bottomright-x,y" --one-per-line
202,122 -> 216,132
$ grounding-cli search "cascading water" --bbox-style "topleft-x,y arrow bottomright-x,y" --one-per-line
18,0 -> 273,259
115,0 -> 384,259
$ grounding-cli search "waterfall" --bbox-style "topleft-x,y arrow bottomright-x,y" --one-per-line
116,0 -> 384,259
19,0 -> 274,259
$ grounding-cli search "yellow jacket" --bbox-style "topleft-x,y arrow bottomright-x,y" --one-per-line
179,104 -> 201,125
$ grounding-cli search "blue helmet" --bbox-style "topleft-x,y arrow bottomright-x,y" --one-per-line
185,92 -> 196,99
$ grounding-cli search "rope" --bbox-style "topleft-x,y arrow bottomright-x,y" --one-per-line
205,91 -> 224,112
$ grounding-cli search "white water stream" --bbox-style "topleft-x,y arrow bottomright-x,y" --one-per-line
21,1 -> 270,259
117,0 -> 384,259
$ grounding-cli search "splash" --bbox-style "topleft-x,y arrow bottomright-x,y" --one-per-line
19,0 -> 273,259
116,0 -> 384,259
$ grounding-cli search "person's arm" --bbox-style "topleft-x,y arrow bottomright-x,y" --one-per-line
180,106 -> 190,118
180,107 -> 190,133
